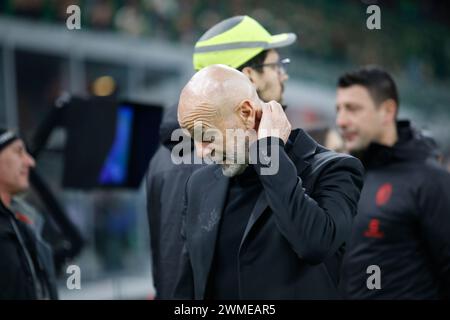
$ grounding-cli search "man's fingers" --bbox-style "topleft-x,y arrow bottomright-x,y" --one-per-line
262,102 -> 272,114
269,100 -> 283,114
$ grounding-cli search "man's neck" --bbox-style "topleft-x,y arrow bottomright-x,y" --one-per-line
376,122 -> 398,147
0,191 -> 12,208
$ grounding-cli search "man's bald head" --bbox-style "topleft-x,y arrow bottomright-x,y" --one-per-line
177,65 -> 263,177
178,64 -> 260,133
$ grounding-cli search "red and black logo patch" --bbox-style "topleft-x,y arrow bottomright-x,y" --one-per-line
364,218 -> 384,238
376,183 -> 392,206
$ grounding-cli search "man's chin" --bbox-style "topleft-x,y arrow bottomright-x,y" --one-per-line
345,141 -> 370,158
344,138 -> 362,151
12,185 -> 29,195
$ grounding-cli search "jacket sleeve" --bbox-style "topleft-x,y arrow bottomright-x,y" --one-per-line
251,137 -> 364,265
418,169 -> 450,298
172,177 -> 195,299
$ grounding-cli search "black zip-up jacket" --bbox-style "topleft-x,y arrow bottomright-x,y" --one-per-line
0,199 -> 58,300
342,120 -> 450,299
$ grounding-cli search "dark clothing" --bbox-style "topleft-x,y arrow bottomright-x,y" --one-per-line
0,199 -> 58,300
146,104 -> 202,299
174,129 -> 364,299
205,166 -> 261,299
342,120 -> 450,299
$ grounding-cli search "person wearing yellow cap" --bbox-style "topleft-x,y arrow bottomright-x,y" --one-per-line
194,15 -> 296,104
146,15 -> 296,300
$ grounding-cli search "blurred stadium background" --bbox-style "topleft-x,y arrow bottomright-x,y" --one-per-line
0,0 -> 449,299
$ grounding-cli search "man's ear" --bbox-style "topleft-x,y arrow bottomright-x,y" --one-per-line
380,99 -> 398,124
237,99 -> 257,130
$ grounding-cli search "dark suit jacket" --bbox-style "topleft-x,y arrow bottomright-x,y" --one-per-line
174,129 -> 364,299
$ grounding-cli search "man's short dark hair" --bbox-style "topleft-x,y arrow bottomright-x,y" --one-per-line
237,50 -> 269,73
337,66 -> 399,110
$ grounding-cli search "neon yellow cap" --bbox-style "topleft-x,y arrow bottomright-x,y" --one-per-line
193,15 -> 297,71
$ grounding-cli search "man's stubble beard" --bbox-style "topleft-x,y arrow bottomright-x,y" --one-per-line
221,139 -> 250,177
203,149 -> 248,177
221,148 -> 249,177
222,163 -> 248,177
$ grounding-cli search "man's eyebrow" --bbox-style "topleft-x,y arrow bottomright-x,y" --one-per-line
341,102 -> 362,109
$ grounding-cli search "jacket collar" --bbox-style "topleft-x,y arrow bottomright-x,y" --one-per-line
356,120 -> 433,169
196,168 -> 229,298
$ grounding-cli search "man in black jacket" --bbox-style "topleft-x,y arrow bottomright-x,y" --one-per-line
0,129 -> 58,299
147,15 -> 296,299
173,65 -> 364,299
146,105 -> 203,299
336,66 -> 450,299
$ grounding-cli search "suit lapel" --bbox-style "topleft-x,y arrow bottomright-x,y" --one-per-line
239,191 -> 267,249
196,166 -> 229,298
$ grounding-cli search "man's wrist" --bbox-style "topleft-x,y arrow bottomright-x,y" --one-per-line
258,130 -> 290,144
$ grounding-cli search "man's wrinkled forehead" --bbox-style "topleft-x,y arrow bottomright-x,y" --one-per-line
178,99 -> 219,132
184,121 -> 224,144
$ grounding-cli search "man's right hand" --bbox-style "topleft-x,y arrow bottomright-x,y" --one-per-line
257,101 -> 291,143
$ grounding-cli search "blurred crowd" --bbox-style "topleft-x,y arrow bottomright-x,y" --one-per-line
1,0 -> 450,84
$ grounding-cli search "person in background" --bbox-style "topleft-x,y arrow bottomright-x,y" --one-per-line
0,128 -> 58,299
336,66 -> 450,299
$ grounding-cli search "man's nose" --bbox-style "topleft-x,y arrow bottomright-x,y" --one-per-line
279,69 -> 289,82
25,152 -> 36,168
336,109 -> 349,129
